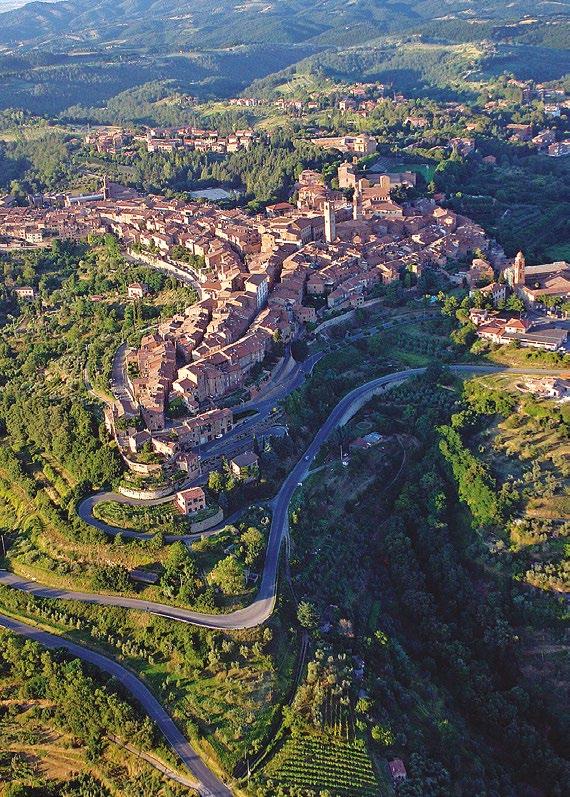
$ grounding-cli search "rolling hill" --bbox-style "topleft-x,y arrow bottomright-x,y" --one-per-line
0,1 -> 567,116
0,0 -> 567,51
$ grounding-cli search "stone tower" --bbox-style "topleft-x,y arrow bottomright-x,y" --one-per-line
513,250 -> 525,286
338,161 -> 357,189
353,186 -> 363,221
324,200 -> 336,243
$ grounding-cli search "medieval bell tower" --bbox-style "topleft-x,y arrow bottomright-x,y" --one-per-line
324,200 -> 336,243
513,251 -> 525,286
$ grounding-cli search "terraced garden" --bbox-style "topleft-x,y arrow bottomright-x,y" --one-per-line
93,499 -> 177,531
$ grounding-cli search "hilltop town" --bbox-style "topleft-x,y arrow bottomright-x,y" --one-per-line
0,163 -> 493,466
2,153 -> 568,508
0,12 -> 569,795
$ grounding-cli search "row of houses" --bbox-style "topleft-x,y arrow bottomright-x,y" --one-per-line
146,127 -> 257,155
2,174 -> 499,475
85,126 -> 258,156
470,311 -> 567,352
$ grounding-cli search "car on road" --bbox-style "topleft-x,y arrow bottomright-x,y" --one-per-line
304,455 -> 310,461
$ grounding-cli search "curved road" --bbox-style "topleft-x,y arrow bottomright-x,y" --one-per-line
77,494 -> 248,543
0,362 -> 566,797
0,613 -> 231,797
2,364 -> 565,631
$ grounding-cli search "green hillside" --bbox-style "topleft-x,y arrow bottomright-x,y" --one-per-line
0,0 -> 567,51
246,39 -> 570,101
0,1 -> 567,115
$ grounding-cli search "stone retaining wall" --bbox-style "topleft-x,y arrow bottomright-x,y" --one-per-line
338,378 -> 406,427
126,249 -> 204,297
118,484 -> 174,500
191,507 -> 224,534
122,456 -> 163,476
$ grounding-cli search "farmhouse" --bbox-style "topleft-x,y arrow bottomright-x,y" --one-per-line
229,451 -> 259,482
175,486 -> 206,515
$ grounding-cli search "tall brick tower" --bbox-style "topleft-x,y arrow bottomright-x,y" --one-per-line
513,250 -> 525,286
324,200 -> 336,243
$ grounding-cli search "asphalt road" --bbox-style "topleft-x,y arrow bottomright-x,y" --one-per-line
0,613 -> 231,797
1,362 -> 567,797
3,364 -> 566,632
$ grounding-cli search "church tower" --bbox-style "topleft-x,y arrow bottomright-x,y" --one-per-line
102,175 -> 110,201
324,200 -> 336,243
513,250 -> 525,286
353,186 -> 363,221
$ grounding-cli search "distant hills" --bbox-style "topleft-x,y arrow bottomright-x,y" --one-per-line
0,0 -> 567,51
0,1 -> 567,116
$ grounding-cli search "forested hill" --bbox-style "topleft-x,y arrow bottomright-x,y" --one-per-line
0,0 -> 567,51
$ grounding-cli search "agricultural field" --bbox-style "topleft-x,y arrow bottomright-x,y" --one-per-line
483,342 -> 569,369
92,499 -> 223,534
377,321 -> 455,367
262,735 -> 381,796
0,584 -> 293,776
467,376 -> 569,597
0,701 -> 194,797
0,628 -> 197,797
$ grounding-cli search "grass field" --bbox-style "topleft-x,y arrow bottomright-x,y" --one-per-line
485,344 -> 569,370
389,160 -> 435,182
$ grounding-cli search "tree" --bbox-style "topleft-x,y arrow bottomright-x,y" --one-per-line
371,724 -> 395,746
297,600 -> 319,629
356,697 -> 372,715
441,295 -> 459,317
160,541 -> 198,601
208,470 -> 224,494
209,555 -> 246,595
506,293 -> 525,314
291,339 -> 308,362
242,526 -> 264,566
91,565 -> 130,593
384,281 -> 405,306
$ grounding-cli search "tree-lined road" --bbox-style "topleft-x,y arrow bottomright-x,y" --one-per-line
0,613 -> 231,797
3,364 -> 564,631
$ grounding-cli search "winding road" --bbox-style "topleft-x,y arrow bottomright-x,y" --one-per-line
2,362 -> 567,795
2,364 -> 565,630
0,613 -> 231,797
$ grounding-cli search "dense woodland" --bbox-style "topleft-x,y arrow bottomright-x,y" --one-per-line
117,134 -> 339,207
0,236 -> 197,488
264,365 -> 568,797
